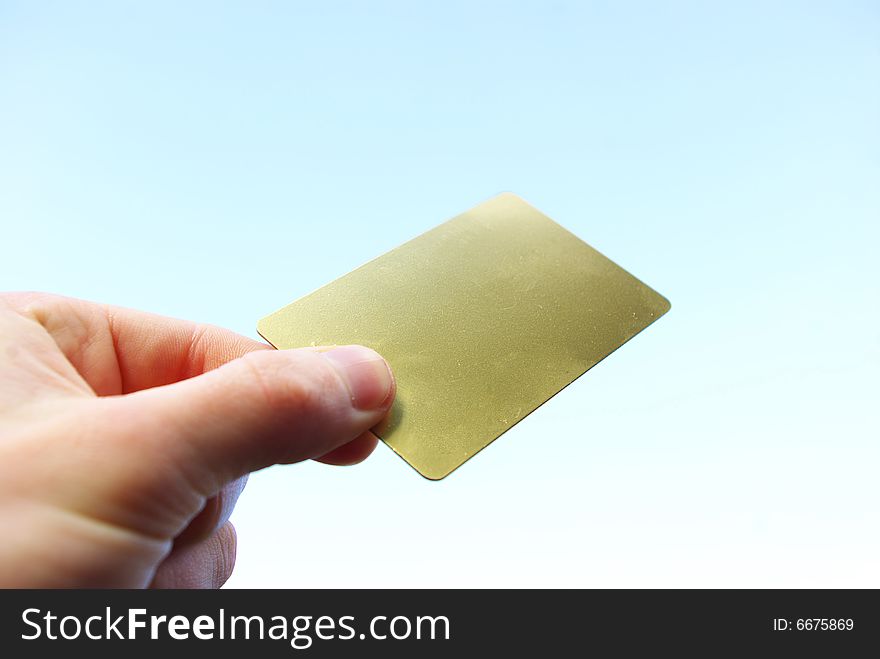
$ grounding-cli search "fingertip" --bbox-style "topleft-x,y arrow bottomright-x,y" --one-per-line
320,345 -> 395,411
315,430 -> 381,466
214,522 -> 237,589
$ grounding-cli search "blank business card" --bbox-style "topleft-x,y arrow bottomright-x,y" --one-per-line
258,193 -> 670,479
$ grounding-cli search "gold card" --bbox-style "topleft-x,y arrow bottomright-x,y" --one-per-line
257,193 -> 669,480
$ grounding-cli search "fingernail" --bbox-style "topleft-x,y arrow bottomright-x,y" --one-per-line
321,345 -> 394,410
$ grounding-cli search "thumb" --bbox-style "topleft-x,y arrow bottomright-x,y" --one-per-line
113,345 -> 395,494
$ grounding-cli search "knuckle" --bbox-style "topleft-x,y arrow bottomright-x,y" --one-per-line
0,291 -> 61,316
238,349 -> 342,421
183,323 -> 212,378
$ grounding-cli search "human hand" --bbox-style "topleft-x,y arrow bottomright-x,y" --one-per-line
0,293 -> 395,588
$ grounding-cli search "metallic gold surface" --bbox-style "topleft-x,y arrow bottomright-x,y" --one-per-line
257,193 -> 670,480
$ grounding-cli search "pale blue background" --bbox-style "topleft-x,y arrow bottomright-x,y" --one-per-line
2,1 -> 878,586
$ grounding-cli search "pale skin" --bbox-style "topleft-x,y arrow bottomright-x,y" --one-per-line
0,292 -> 395,588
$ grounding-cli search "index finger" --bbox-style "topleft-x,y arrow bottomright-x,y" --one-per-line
5,292 -> 269,395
